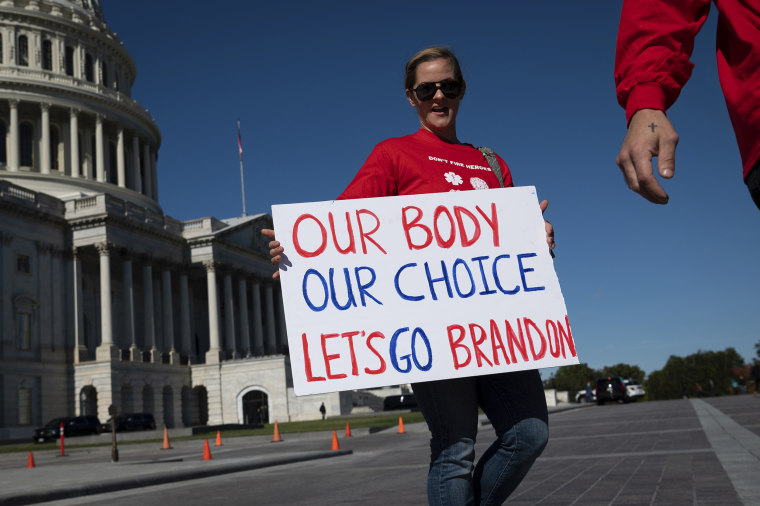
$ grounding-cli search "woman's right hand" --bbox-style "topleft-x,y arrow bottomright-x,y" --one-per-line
261,229 -> 283,279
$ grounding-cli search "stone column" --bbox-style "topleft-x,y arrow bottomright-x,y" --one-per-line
8,100 -> 19,171
162,266 -> 179,364
264,283 -> 276,354
132,136 -> 141,192
238,277 -> 251,356
40,103 -> 51,174
143,143 -> 153,199
116,128 -> 125,188
82,126 -> 92,179
72,247 -> 87,362
151,150 -> 159,201
95,242 -> 118,361
204,261 -> 223,364
250,280 -> 264,355
122,251 -> 139,361
223,272 -> 237,358
95,114 -> 105,182
143,258 -> 159,362
179,271 -> 193,363
274,285 -> 288,353
1,233 -> 13,358
69,108 -> 79,177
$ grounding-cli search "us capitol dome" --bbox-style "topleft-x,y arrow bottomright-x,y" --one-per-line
0,0 -> 343,442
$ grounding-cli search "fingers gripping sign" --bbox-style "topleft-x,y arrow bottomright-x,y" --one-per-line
616,109 -> 679,204
261,228 -> 283,279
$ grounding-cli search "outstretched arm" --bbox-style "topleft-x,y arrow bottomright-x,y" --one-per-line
261,228 -> 283,279
615,109 -> 679,204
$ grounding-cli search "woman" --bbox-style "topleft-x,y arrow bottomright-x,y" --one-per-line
263,47 -> 553,505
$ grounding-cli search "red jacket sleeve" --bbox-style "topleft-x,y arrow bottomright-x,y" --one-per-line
615,0 -> 711,124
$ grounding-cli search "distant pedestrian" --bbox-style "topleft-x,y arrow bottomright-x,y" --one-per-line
709,379 -> 715,397
585,381 -> 593,403
731,378 -> 739,395
694,382 -> 703,398
738,376 -> 747,395
319,402 -> 326,420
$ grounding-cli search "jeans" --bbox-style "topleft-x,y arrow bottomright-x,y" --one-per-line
412,370 -> 549,506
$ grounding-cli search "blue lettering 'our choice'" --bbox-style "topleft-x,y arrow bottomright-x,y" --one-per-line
302,266 -> 382,312
393,253 -> 544,302
389,327 -> 433,373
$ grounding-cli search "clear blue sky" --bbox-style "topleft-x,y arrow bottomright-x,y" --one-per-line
104,1 -> 760,376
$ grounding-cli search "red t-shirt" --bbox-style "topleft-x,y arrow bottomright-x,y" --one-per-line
614,0 -> 760,179
338,129 -> 513,200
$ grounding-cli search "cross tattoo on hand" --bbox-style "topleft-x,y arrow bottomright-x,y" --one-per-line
648,122 -> 657,132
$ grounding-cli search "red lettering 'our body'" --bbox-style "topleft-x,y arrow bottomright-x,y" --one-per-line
447,315 -> 575,370
292,210 -> 387,258
402,203 -> 499,251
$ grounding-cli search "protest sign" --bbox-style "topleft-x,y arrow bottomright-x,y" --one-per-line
272,186 -> 578,396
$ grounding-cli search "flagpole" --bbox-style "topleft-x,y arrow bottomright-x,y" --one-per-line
238,118 -> 247,216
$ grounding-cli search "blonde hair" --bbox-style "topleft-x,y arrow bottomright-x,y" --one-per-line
404,47 -> 464,91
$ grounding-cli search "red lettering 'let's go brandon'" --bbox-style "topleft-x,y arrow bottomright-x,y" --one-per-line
447,316 -> 575,370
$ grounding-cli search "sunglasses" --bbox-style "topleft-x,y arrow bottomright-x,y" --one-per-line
410,80 -> 463,101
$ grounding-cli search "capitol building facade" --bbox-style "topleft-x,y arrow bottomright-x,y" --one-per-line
0,0 -> 343,440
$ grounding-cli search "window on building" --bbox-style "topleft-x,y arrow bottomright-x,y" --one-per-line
65,45 -> 74,76
50,126 -> 60,171
17,253 -> 30,273
42,40 -> 52,70
0,36 -> 4,64
20,123 -> 33,167
17,312 -> 31,350
17,35 -> 28,66
101,61 -> 108,87
18,387 -> 32,425
84,53 -> 93,82
0,122 -> 6,165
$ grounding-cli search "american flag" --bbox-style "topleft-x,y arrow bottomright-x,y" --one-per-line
237,119 -> 243,161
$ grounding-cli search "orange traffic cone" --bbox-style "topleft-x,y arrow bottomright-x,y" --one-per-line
398,416 -> 406,434
215,430 -> 223,446
202,439 -> 212,460
161,427 -> 172,450
345,422 -> 352,438
331,430 -> 340,451
272,420 -> 283,442
27,452 -> 35,469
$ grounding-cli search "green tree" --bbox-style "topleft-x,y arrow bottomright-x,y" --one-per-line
646,348 -> 744,400
543,363 -> 599,393
600,363 -> 646,383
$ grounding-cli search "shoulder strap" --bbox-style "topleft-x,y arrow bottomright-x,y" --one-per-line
476,146 -> 504,188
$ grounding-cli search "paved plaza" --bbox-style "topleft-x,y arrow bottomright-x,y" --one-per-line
0,395 -> 757,505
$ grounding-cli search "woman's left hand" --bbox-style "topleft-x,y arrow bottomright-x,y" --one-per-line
539,200 -> 555,258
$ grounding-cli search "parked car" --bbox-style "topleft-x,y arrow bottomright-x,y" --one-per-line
101,413 -> 156,432
623,379 -> 646,401
383,394 -> 418,411
595,377 -> 628,405
575,388 -> 596,403
33,416 -> 101,443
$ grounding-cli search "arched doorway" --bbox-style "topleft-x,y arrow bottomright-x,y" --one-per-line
121,384 -> 134,413
181,386 -> 195,427
79,386 -> 98,417
142,385 -> 154,416
242,389 -> 268,425
162,386 -> 174,428
193,386 -> 208,426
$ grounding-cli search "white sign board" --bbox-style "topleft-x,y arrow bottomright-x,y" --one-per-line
272,186 -> 578,396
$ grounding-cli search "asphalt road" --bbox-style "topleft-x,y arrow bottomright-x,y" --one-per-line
12,395 -> 760,505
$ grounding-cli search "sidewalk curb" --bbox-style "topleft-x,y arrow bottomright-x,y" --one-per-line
0,449 -> 353,506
